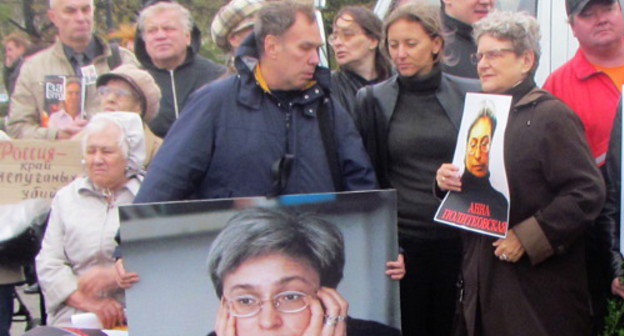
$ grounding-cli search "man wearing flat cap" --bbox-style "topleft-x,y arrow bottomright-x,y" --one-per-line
543,1 -> 624,334
211,0 -> 265,74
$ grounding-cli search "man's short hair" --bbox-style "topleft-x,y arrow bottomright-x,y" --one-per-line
138,1 -> 193,37
2,32 -> 32,51
207,207 -> 345,297
254,0 -> 316,54
49,0 -> 93,9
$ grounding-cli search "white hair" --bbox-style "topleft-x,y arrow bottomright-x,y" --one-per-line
50,0 -> 94,10
138,2 -> 193,36
81,118 -> 129,160
473,10 -> 541,70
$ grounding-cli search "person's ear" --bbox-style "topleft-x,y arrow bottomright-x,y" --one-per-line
432,36 -> 443,56
367,36 -> 379,50
520,50 -> 535,75
185,31 -> 191,47
48,9 -> 57,27
264,35 -> 281,59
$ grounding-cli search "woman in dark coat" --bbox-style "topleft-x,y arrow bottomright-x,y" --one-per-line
353,4 -> 479,335
329,6 -> 392,115
436,10 -> 605,336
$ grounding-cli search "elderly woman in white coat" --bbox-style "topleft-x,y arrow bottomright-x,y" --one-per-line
36,112 -> 145,329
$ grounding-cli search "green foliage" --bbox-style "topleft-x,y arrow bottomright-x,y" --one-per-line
603,298 -> 624,336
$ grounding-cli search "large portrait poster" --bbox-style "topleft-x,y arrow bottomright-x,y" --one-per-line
119,190 -> 401,336
434,93 -> 512,238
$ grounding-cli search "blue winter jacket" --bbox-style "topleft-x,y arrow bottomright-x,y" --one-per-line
134,35 -> 377,202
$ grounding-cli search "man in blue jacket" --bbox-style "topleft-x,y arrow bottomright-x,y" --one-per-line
134,0 -> 377,203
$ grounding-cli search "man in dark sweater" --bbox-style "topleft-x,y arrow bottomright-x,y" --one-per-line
135,0 -> 226,138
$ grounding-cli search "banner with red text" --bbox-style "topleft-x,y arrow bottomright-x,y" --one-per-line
434,93 -> 512,238
0,140 -> 82,205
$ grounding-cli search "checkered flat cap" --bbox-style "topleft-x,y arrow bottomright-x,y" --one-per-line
211,0 -> 265,52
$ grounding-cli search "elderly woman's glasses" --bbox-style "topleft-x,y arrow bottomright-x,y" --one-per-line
226,291 -> 310,318
97,86 -> 136,98
470,48 -> 515,64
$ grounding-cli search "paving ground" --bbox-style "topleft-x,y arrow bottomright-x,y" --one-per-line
10,284 -> 42,336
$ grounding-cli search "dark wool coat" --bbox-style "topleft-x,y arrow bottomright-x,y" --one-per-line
459,82 -> 605,336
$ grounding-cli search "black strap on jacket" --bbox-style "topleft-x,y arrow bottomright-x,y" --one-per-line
268,98 -> 343,197
317,98 -> 343,192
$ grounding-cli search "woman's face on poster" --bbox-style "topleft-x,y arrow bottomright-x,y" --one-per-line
221,253 -> 321,335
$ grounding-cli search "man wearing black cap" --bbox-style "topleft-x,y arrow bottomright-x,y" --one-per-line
543,1 -> 624,334
544,0 -> 624,168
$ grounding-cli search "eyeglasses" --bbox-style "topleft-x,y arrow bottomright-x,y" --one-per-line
97,86 -> 136,98
328,29 -> 363,45
226,291 -> 310,318
468,137 -> 491,155
470,48 -> 515,64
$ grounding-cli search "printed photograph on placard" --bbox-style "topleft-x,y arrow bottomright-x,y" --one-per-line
434,93 -> 512,238
119,190 -> 401,336
43,75 -> 82,129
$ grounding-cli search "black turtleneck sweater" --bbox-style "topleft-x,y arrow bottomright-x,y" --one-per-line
387,67 -> 459,239
441,11 -> 479,79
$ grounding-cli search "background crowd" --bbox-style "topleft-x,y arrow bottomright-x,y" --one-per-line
1,0 -> 623,336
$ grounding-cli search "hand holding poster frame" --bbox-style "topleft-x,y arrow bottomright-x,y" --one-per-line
434,93 -> 512,238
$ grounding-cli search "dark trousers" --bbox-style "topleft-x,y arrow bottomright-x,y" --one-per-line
0,285 -> 13,336
400,235 -> 462,336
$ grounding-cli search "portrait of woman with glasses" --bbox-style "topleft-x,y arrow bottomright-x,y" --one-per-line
206,207 -> 400,336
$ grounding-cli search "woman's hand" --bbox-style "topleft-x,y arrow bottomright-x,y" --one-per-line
66,291 -> 125,329
303,287 -> 348,336
78,265 -> 118,296
215,299 -> 236,336
436,164 -> 462,192
115,258 -> 140,289
612,278 -> 624,298
385,254 -> 406,280
493,229 -> 525,262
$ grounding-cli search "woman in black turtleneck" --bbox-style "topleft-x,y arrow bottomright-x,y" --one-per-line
329,5 -> 392,116
436,11 -> 604,336
353,4 -> 479,336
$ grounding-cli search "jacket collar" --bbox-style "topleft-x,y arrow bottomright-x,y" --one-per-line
234,33 -> 332,111
77,176 -> 141,199
51,35 -> 110,63
571,49 -> 602,80
372,65 -> 476,131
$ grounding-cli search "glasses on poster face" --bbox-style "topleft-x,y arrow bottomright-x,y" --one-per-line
468,136 -> 491,155
226,290 -> 310,318
470,48 -> 515,64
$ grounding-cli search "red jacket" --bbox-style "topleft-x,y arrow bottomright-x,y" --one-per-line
543,49 -> 620,166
